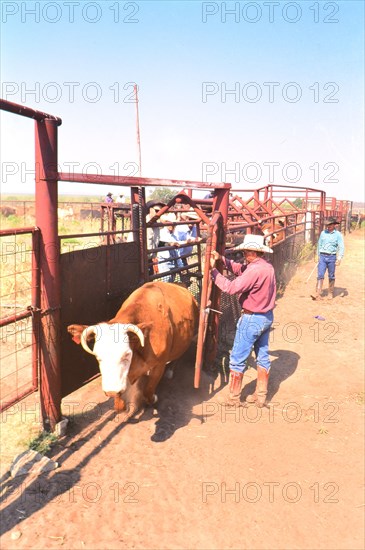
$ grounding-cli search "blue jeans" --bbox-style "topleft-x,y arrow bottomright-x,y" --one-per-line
318,253 -> 336,281
157,250 -> 183,282
229,311 -> 274,374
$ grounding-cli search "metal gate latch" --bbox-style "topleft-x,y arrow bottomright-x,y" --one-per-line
204,307 -> 222,315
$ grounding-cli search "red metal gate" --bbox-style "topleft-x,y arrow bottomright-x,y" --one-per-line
194,212 -> 226,387
0,228 -> 40,411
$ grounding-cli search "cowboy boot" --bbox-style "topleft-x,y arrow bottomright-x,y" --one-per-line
226,370 -> 244,406
246,366 -> 270,408
328,279 -> 335,300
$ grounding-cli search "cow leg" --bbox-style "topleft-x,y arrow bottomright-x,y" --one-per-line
143,367 -> 165,405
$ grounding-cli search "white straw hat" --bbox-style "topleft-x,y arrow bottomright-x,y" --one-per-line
233,234 -> 273,254
160,212 -> 176,223
181,211 -> 200,220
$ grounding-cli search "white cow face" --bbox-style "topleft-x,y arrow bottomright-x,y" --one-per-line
261,226 -> 277,246
261,227 -> 272,246
81,323 -> 144,395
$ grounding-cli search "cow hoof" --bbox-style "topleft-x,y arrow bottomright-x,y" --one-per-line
144,393 -> 158,406
146,394 -> 158,406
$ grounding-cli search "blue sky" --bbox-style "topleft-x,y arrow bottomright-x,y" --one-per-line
1,0 -> 364,201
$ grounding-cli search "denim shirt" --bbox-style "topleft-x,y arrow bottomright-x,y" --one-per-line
317,229 -> 345,258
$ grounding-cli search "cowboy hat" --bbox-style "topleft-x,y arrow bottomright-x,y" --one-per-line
233,234 -> 273,254
181,211 -> 200,220
160,212 -> 176,223
324,217 -> 339,226
146,200 -> 166,211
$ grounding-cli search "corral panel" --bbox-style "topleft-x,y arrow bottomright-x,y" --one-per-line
0,229 -> 39,412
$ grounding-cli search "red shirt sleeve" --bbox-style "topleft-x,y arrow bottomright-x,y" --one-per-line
211,258 -> 276,312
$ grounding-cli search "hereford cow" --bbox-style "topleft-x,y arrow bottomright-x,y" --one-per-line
68,282 -> 199,411
259,219 -> 285,246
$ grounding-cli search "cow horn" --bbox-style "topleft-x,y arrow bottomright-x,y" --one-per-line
81,326 -> 97,355
126,324 -> 145,347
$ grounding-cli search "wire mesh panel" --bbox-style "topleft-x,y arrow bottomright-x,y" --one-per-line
0,229 -> 39,411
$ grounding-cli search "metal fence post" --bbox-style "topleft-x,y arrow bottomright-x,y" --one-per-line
35,118 -> 62,431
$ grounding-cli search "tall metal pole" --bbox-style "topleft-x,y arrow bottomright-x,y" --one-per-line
133,84 -> 146,283
134,84 -> 142,177
35,118 -> 62,431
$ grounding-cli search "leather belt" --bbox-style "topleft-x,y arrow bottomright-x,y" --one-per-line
320,253 -> 336,256
242,308 -> 254,315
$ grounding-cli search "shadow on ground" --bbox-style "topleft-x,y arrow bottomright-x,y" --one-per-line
240,349 -> 300,403
0,344 -> 221,537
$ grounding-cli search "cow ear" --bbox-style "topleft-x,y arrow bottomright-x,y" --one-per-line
127,322 -> 152,349
67,324 -> 89,345
137,322 -> 153,337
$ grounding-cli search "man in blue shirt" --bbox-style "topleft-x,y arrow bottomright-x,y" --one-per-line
175,211 -> 200,286
312,217 -> 345,300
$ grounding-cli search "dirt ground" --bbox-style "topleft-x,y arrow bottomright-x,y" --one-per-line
1,231 -> 364,550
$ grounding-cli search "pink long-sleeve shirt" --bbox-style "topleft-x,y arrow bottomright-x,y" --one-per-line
211,257 -> 276,313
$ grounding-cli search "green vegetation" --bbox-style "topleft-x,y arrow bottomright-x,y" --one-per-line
1,214 -> 33,228
60,217 -> 101,234
147,188 -> 176,204
293,198 -> 303,208
28,431 -> 58,455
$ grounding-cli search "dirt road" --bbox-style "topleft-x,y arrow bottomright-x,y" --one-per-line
1,231 -> 364,550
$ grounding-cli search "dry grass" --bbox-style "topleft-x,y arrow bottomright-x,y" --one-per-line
0,214 -> 122,308
0,394 -> 43,476
0,231 -> 33,316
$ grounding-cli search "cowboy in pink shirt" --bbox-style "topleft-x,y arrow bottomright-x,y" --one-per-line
210,234 -> 276,407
